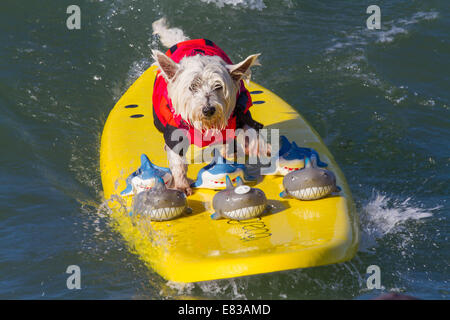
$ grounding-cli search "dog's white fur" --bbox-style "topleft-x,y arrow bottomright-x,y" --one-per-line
152,18 -> 269,195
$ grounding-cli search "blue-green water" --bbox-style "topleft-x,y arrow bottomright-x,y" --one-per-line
0,0 -> 448,299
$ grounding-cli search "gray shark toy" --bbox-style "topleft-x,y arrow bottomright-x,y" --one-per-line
280,154 -> 341,200
211,176 -> 268,221
132,177 -> 191,221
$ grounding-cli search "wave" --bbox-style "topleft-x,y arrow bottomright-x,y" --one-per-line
323,10 -> 442,108
376,11 -> 439,43
326,10 -> 440,53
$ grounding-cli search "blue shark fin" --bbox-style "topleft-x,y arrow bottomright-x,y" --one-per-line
278,135 -> 291,156
235,176 -> 245,186
212,148 -> 224,164
310,150 -> 328,167
150,162 -> 171,173
190,180 -> 201,188
141,154 -> 171,173
216,154 -> 227,165
120,184 -> 133,196
284,140 -> 328,167
140,154 -> 152,171
153,176 -> 166,190
225,175 -> 234,189
304,156 -> 311,168
310,154 -> 318,167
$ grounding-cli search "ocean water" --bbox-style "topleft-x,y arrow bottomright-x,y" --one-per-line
0,0 -> 448,299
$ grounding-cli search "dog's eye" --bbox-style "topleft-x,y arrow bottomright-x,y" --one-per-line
214,84 -> 223,91
189,83 -> 198,92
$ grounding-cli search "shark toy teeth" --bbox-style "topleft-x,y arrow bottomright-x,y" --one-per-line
280,154 -> 341,201
211,176 -> 267,221
132,177 -> 190,221
120,154 -> 172,196
191,149 -> 255,190
262,135 -> 328,176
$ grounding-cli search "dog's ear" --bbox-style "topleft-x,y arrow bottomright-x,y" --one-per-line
227,54 -> 261,82
152,49 -> 179,81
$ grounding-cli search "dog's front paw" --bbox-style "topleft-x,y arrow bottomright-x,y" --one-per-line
174,180 -> 192,196
240,125 -> 271,158
184,186 -> 193,196
245,137 -> 272,158
259,141 -> 271,157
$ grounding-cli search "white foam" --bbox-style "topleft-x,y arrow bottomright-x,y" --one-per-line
359,191 -> 437,252
127,58 -> 152,84
324,10 -> 441,106
377,26 -> 408,43
326,10 -> 440,51
200,0 -> 267,11
162,277 -> 248,299
198,278 -> 247,299
110,58 -> 152,101
376,11 -> 439,43
400,11 -> 439,25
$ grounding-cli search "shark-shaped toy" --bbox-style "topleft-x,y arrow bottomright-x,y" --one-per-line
211,176 -> 267,220
280,154 -> 341,200
132,177 -> 191,221
191,149 -> 256,189
120,154 -> 172,196
262,135 -> 328,176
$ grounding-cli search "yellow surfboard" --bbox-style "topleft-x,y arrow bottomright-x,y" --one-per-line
100,66 -> 359,283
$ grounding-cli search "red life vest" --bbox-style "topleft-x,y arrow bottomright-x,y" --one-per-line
152,39 -> 253,148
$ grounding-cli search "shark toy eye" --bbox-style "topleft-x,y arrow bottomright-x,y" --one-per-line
235,185 -> 250,194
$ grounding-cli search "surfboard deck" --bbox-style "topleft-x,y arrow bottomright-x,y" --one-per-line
100,66 -> 359,283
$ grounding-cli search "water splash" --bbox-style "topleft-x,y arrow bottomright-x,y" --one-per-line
359,191 -> 437,252
200,0 -> 266,11
162,277 -> 249,299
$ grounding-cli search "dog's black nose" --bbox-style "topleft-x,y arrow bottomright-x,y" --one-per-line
202,106 -> 216,117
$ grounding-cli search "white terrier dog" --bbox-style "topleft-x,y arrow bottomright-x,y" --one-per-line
151,18 -> 270,195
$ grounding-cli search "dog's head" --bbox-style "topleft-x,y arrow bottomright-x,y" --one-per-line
152,50 -> 260,132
